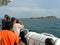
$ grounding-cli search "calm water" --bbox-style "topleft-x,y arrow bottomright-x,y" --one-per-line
21,18 -> 60,38
0,18 -> 60,38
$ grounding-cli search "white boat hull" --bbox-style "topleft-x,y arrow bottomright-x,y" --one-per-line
25,32 -> 60,45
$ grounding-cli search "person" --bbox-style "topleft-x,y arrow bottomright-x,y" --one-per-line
11,17 -> 24,36
0,21 -> 19,45
45,38 -> 54,45
16,19 -> 24,36
20,29 -> 28,45
0,21 -> 25,45
2,14 -> 10,30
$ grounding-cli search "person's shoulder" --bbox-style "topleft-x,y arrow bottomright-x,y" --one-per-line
6,30 -> 14,34
16,23 -> 22,27
0,30 -> 10,34
6,30 -> 18,37
1,30 -> 13,34
1,30 -> 12,33
14,23 -> 17,25
0,30 -> 3,32
17,23 -> 20,25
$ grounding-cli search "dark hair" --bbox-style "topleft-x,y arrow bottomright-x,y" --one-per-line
6,16 -> 10,21
4,14 -> 10,21
5,21 -> 13,30
45,38 -> 54,45
4,14 -> 8,18
16,19 -> 23,25
16,19 -> 19,23
11,17 -> 16,22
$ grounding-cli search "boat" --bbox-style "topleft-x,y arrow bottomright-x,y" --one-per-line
20,28 -> 60,45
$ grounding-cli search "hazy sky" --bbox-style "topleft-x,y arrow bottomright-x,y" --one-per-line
0,0 -> 60,18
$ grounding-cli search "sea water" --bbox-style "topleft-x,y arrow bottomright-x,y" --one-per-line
21,18 -> 60,38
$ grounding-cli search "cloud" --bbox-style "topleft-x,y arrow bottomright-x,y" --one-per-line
1,6 -> 60,18
1,0 -> 60,18
8,7 -> 59,15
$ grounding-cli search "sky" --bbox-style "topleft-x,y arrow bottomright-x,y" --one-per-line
0,0 -> 60,18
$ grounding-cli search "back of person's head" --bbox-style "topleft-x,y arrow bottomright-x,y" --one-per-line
11,17 -> 16,23
6,16 -> 10,21
16,19 -> 20,23
4,14 -> 10,21
45,38 -> 54,45
16,19 -> 23,25
5,21 -> 13,30
4,14 -> 8,18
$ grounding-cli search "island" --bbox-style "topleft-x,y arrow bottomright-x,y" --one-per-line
30,16 -> 57,19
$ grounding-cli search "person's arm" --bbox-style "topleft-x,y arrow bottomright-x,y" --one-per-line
18,39 -> 25,45
14,42 -> 18,45
14,38 -> 19,45
14,38 -> 25,45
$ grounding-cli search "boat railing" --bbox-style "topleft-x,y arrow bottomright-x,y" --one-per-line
41,33 -> 54,37
25,32 -> 57,45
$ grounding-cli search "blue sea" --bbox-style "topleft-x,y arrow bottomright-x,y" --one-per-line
0,18 -> 60,38
21,18 -> 60,38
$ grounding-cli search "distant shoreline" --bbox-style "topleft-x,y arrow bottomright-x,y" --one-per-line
30,16 -> 57,19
